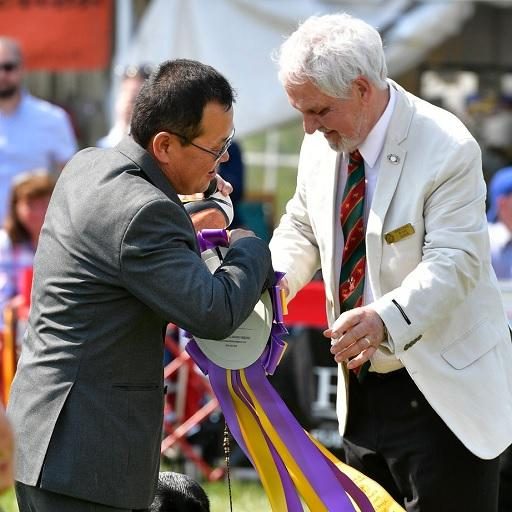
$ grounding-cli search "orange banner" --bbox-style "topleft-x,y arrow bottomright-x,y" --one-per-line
0,0 -> 113,71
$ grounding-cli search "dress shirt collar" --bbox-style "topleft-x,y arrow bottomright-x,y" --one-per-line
358,84 -> 396,167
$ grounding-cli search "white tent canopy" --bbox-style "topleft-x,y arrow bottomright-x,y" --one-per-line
118,0 -> 475,136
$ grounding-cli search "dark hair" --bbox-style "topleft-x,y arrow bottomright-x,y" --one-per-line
4,171 -> 56,245
130,59 -> 235,148
148,472 -> 210,512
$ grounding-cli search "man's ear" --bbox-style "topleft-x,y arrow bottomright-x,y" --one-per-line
149,132 -> 178,165
353,76 -> 371,103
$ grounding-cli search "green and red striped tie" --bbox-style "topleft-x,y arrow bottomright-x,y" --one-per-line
339,150 -> 370,381
339,150 -> 366,312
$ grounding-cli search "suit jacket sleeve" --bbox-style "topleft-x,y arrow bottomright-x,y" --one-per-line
270,136 -> 322,300
371,137 -> 490,353
119,197 -> 273,339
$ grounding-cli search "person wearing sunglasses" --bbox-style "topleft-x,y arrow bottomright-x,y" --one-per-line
7,58 -> 273,512
0,37 -> 77,221
97,64 -> 154,149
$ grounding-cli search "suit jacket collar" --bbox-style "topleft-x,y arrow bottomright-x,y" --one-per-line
115,136 -> 182,205
365,80 -> 414,297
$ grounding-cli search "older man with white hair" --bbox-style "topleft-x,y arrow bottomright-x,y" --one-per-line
270,12 -> 512,511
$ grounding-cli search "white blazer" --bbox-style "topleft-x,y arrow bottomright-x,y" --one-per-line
270,81 -> 512,459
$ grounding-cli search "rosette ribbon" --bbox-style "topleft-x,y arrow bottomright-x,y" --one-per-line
187,229 -> 404,512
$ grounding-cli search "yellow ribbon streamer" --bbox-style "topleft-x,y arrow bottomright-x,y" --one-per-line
240,369 -> 330,512
309,434 -> 406,512
226,370 -> 289,511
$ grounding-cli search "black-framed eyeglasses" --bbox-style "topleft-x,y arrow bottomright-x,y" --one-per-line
0,61 -> 19,73
170,128 -> 235,162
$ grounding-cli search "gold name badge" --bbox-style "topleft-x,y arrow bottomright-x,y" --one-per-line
384,223 -> 415,244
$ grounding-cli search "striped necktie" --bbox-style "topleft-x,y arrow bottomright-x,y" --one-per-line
339,150 -> 366,311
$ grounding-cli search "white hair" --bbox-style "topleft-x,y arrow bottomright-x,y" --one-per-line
277,13 -> 388,98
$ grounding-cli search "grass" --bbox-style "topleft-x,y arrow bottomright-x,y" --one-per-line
203,479 -> 272,512
0,480 -> 272,512
0,470 -> 273,512
160,456 -> 274,512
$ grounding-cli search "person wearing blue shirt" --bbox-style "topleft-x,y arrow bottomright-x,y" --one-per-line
0,37 -> 77,221
488,166 -> 512,279
486,165 -> 512,511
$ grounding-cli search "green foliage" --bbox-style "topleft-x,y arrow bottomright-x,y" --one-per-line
0,486 -> 19,512
241,119 -> 304,226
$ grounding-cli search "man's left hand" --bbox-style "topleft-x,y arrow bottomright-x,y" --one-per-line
324,306 -> 386,369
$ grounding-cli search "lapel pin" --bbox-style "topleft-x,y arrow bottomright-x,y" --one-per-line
387,154 -> 400,164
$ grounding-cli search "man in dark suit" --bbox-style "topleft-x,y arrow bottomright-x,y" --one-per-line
7,59 -> 274,512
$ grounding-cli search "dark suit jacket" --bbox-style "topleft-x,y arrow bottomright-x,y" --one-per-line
7,136 -> 273,509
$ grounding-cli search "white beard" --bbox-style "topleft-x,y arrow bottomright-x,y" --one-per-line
328,136 -> 359,153
326,110 -> 367,153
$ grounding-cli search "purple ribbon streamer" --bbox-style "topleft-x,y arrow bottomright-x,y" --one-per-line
186,230 -> 373,512
229,369 -> 304,511
244,362 -> 360,512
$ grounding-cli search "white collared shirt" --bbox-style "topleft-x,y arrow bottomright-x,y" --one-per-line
339,84 -> 402,373
339,84 -> 396,303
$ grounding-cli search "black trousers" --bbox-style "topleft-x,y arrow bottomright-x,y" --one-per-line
342,369 -> 500,512
499,443 -> 512,511
15,482 -> 146,512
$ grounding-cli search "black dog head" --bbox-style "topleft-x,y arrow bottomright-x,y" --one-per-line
149,471 -> 210,512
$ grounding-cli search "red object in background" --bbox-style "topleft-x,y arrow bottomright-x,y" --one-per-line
17,267 -> 33,321
284,280 -> 327,328
0,0 -> 113,71
19,267 -> 33,306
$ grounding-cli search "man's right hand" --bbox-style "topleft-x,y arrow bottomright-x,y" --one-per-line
228,228 -> 258,243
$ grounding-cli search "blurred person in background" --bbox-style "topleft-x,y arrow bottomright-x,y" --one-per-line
0,37 -> 77,221
0,171 -> 55,330
269,12 -> 512,511
218,139 -> 245,227
487,166 -> 512,279
97,64 -> 153,148
485,166 -> 512,512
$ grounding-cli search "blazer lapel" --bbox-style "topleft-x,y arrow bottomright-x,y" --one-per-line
366,83 -> 413,298
320,148 -> 343,314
